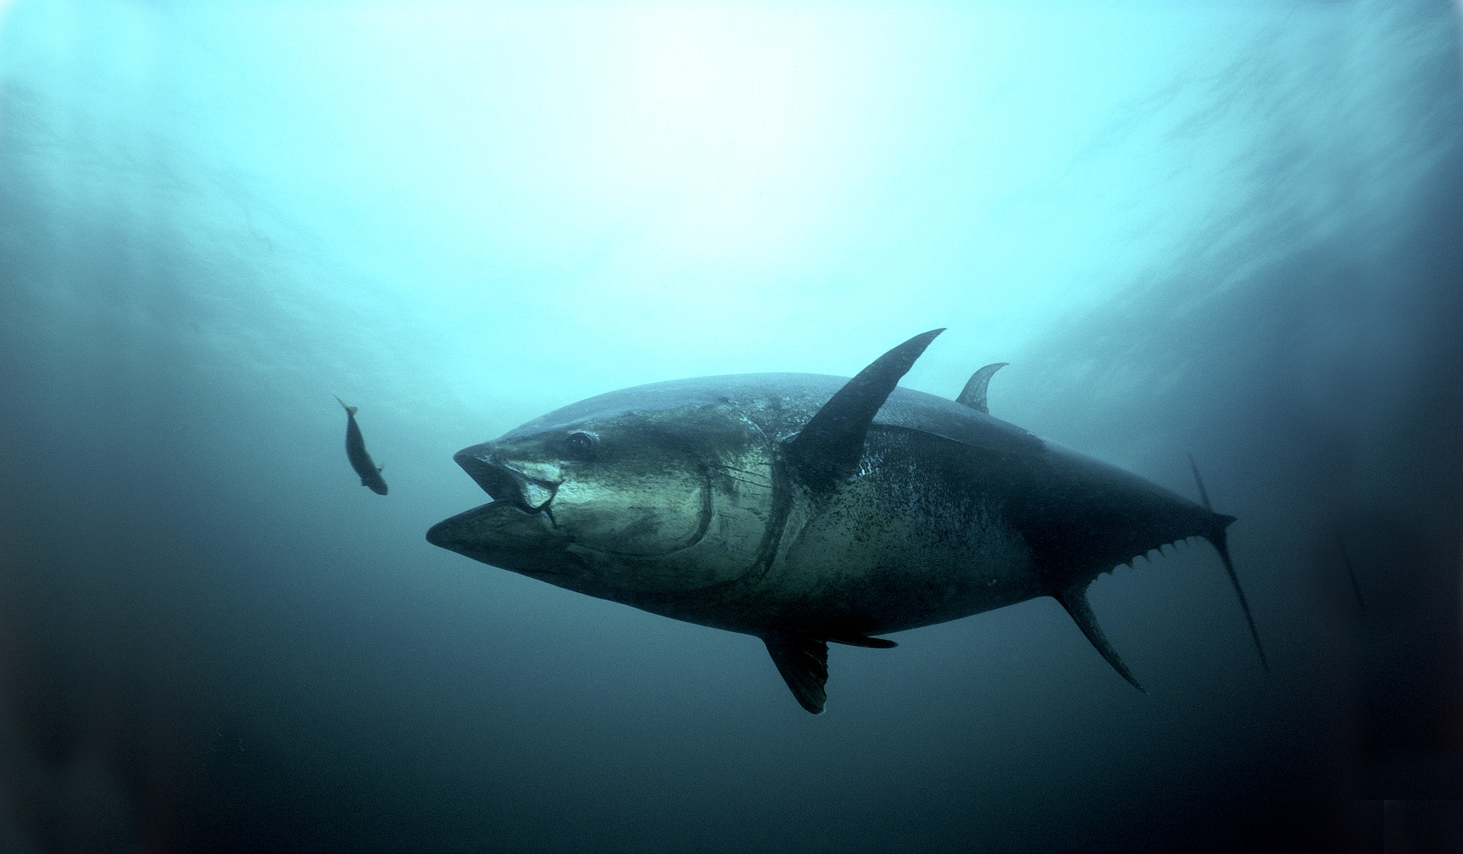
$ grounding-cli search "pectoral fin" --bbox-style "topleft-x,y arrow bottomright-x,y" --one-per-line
763,633 -> 830,714
829,633 -> 897,649
1056,585 -> 1144,692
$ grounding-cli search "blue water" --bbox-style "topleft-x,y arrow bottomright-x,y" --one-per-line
2,2 -> 1460,852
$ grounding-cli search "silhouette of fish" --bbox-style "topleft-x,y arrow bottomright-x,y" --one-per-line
334,396 -> 387,495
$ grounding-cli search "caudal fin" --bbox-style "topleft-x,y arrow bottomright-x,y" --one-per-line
333,394 -> 358,416
1189,455 -> 1269,674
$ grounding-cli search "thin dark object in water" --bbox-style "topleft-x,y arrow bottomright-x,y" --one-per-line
1336,528 -> 1364,612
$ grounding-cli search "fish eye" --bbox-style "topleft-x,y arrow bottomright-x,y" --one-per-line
562,431 -> 597,461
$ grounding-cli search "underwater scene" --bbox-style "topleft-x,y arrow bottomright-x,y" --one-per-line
2,1 -> 1461,852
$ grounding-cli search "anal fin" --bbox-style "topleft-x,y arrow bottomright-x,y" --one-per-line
1056,585 -> 1145,692
763,633 -> 830,714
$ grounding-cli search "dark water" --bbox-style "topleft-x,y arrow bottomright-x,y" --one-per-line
2,2 -> 1460,852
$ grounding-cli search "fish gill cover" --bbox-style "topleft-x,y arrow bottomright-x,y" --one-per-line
0,1 -> 1460,852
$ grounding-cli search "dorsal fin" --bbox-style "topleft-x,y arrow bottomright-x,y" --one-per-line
1055,585 -> 1145,692
954,362 -> 1008,414
763,633 -> 830,714
784,329 -> 944,492
1188,454 -> 1269,674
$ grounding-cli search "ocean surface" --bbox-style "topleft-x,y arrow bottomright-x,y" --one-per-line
2,2 -> 1460,852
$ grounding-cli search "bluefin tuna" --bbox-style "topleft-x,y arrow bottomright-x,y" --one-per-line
427,330 -> 1265,712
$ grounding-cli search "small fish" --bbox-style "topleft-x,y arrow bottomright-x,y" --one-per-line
334,395 -> 388,495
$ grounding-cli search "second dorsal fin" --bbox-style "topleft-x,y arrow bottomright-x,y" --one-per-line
1055,584 -> 1144,692
954,362 -> 1007,414
784,329 -> 943,492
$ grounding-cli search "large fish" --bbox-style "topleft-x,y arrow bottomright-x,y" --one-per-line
427,330 -> 1265,712
334,396 -> 388,495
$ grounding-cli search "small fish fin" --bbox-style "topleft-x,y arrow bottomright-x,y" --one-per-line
763,632 -> 830,714
784,329 -> 944,492
1055,585 -> 1144,692
377,464 -> 385,473
828,633 -> 897,649
333,395 -> 358,416
954,362 -> 1008,414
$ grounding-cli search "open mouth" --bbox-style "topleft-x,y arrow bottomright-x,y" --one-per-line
426,448 -> 568,569
453,448 -> 557,513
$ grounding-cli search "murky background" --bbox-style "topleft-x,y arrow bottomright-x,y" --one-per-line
2,1 -> 1460,851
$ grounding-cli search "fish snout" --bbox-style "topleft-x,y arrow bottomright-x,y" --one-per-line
453,446 -> 559,510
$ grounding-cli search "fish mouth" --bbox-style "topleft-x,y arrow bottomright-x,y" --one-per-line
426,448 -> 570,573
425,500 -> 568,573
452,448 -> 557,513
